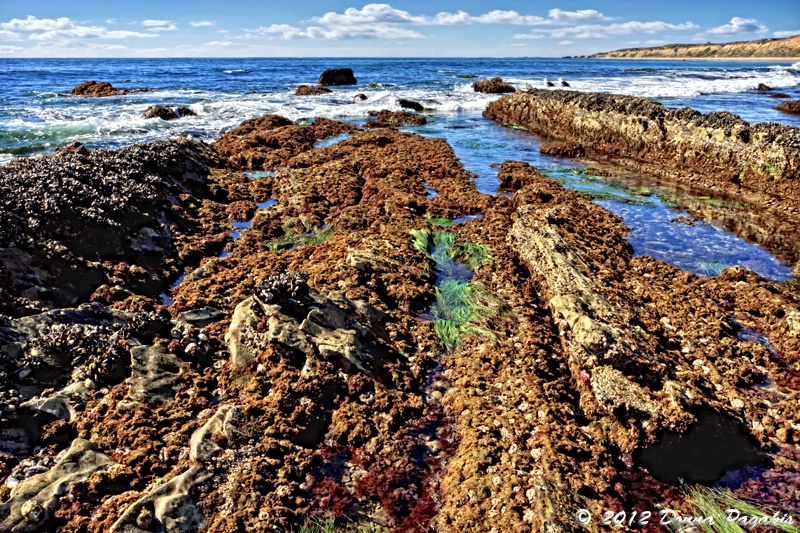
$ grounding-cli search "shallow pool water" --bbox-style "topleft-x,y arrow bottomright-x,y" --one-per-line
408,116 -> 795,282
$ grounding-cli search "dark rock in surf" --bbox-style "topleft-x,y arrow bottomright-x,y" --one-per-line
318,68 -> 357,86
472,77 -> 516,94
143,105 -> 197,121
756,83 -> 773,92
398,98 -> 424,112
295,85 -> 333,96
353,93 -> 367,101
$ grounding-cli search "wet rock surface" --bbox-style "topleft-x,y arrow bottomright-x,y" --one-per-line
777,99 -> 800,115
295,85 -> 333,96
472,77 -> 517,94
485,89 -> 800,259
143,105 -> 197,121
1,106 -> 799,532
69,81 -> 146,97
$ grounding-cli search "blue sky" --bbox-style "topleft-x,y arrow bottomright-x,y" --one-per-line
1,1 -> 798,57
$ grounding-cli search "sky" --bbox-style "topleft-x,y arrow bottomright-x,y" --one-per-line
0,1 -> 798,58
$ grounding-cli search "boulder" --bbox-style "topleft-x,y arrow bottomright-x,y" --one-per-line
398,98 -> 424,112
295,84 -> 333,96
318,68 -> 357,86
768,92 -> 791,99
53,141 -> 90,157
472,77 -> 516,94
756,83 -> 773,92
776,99 -> 800,115
353,93 -> 367,101
539,141 -> 586,158
143,105 -> 197,121
70,81 -> 124,97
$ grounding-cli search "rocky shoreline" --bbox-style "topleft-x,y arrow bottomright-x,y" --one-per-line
1,93 -> 799,532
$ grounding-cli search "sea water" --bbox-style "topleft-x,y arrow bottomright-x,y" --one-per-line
2,57 -> 799,279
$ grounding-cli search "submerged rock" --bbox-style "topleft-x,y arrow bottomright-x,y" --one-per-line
318,68 -> 357,86
472,77 -> 516,94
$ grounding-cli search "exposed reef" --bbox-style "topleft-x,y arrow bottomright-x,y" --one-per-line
1,105 -> 799,532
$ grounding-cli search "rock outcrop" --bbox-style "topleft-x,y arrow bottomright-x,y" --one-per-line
397,98 -> 424,112
777,99 -> 800,115
294,85 -> 332,96
143,105 -> 197,121
484,89 -> 800,214
590,34 -> 800,59
212,114 -> 355,169
365,109 -> 427,128
472,77 -> 516,94
0,139 -> 213,311
69,81 -> 148,97
317,68 -> 357,86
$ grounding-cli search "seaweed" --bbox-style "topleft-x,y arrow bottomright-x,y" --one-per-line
667,486 -> 800,533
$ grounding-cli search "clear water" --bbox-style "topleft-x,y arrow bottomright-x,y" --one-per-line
2,57 -> 798,281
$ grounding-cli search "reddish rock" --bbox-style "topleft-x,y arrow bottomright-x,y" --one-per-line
776,99 -> 800,115
295,85 -> 333,96
70,81 -> 125,97
212,113 -> 355,169
495,160 -> 550,191
472,77 -> 516,94
365,110 -> 427,128
539,140 -> 586,158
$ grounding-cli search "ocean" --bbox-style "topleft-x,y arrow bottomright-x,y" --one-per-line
2,57 -> 800,279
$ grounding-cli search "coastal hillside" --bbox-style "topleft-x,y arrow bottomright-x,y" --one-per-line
590,34 -> 800,59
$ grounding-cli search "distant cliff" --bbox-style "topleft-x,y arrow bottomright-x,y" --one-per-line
589,34 -> 800,59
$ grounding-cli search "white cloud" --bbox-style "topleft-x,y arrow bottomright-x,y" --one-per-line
558,40 -> 575,45
251,6 -> 426,40
203,40 -> 235,47
516,20 -> 697,39
773,30 -> 800,38
0,44 -> 23,54
190,20 -> 216,27
1,16 -> 73,31
142,20 -> 177,31
430,8 -> 609,26
0,16 -> 159,41
0,30 -> 21,40
707,17 -> 767,35
548,9 -> 611,22
313,4 -> 425,26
